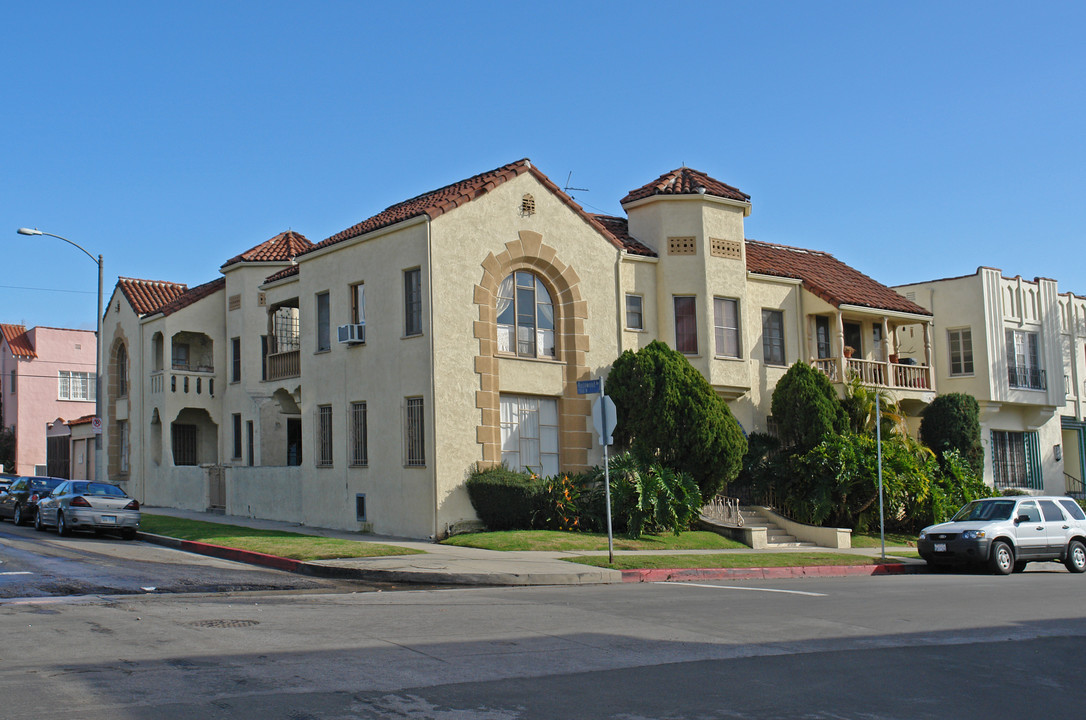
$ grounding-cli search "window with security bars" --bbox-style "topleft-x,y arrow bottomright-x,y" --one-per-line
404,397 -> 425,466
991,430 -> 1042,490
316,405 -> 333,467
58,371 -> 95,401
172,424 -> 198,466
1005,329 -> 1044,389
350,402 -> 368,466
271,307 -> 300,353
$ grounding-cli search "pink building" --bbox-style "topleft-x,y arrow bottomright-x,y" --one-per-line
1,324 -> 98,476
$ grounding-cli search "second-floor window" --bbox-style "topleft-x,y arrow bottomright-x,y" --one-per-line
231,337 -> 241,382
1005,329 -> 1044,389
625,294 -> 643,331
762,310 -> 785,366
350,282 -> 366,325
948,328 -> 974,376
316,292 -> 331,352
58,371 -> 95,401
497,271 -> 555,358
404,268 -> 422,337
815,316 -> 831,359
674,296 -> 698,355
116,344 -> 128,397
713,297 -> 740,358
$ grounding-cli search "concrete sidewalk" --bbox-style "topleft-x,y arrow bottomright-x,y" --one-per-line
138,506 -> 926,586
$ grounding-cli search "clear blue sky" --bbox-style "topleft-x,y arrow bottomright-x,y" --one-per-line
5,1 -> 1084,331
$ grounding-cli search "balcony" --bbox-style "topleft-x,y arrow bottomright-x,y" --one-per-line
267,350 -> 300,381
1008,365 -> 1046,391
812,357 -> 932,392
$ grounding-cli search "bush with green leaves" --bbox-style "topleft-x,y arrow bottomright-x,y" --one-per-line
0,428 -> 14,473
770,361 -> 847,453
606,340 -> 746,499
577,452 -> 703,538
920,393 -> 984,475
465,464 -> 545,531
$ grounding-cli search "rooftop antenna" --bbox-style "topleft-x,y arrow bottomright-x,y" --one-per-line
563,171 -> 589,200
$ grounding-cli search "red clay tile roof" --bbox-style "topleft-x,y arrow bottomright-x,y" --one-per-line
304,159 -> 637,257
589,215 -> 657,257
264,264 -> 300,284
150,277 -> 227,317
221,230 -> 315,269
621,167 -> 751,205
118,277 -> 189,316
0,323 -> 36,358
66,414 -> 96,427
745,240 -> 931,316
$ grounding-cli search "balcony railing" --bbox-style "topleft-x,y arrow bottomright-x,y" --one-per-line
151,369 -> 215,397
812,357 -> 932,391
267,350 -> 300,381
1008,366 -> 1046,390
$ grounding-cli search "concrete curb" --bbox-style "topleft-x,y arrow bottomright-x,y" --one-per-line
621,562 -> 924,583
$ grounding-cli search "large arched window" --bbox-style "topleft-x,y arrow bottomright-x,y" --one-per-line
116,343 -> 128,397
497,271 -> 555,358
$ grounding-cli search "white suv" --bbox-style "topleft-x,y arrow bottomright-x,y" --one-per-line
918,496 -> 1086,575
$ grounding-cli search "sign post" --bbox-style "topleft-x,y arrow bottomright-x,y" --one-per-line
587,379 -> 617,564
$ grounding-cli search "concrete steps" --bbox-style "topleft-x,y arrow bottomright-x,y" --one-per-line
739,506 -> 818,549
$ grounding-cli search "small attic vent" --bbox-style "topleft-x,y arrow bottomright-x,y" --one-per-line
521,194 -> 536,217
906,292 -> 917,302
710,237 -> 743,261
257,292 -> 267,307
228,294 -> 241,311
668,237 -> 696,256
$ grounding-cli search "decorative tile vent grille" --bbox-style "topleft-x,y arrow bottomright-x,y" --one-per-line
710,237 -> 742,260
668,237 -> 696,255
228,294 -> 241,311
521,194 -> 536,217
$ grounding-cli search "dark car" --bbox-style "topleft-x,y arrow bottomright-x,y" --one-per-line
0,476 -> 65,526
35,480 -> 141,539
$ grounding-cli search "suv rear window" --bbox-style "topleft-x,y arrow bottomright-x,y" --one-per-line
1058,499 -> 1086,521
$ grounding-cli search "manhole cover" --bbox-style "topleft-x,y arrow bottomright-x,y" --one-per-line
188,619 -> 261,629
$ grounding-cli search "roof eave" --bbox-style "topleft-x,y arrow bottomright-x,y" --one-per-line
620,192 -> 752,216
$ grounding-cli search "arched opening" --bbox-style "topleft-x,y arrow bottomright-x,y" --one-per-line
496,270 -> 555,358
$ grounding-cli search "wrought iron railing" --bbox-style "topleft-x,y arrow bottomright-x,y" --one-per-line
1066,473 -> 1085,499
1008,366 -> 1046,390
701,495 -> 744,527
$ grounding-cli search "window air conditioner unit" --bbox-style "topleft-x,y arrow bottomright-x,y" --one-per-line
337,323 -> 366,345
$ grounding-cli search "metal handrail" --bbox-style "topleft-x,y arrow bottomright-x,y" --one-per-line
701,495 -> 745,527
1065,473 -> 1085,499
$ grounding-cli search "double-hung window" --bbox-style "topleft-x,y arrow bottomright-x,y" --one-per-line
58,371 -> 95,401
674,296 -> 698,354
404,268 -> 422,337
713,297 -> 740,358
625,294 -> 644,331
947,328 -> 974,376
761,310 -> 785,366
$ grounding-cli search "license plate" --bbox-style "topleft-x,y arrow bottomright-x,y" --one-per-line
100,515 -> 117,524
934,543 -> 946,552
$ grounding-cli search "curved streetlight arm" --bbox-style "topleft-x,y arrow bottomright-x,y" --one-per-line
17,227 -> 100,267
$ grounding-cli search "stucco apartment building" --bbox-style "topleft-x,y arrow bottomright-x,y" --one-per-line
99,159 -> 944,539
895,270 -> 1086,497
0,323 -> 98,476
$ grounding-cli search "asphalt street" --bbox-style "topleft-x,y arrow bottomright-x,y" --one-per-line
2,569 -> 1084,719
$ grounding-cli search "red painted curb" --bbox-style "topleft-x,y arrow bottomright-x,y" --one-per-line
621,563 -> 916,583
177,539 -> 304,573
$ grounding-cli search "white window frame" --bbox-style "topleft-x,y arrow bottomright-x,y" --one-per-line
625,294 -> 644,331
496,271 -> 556,358
500,394 -> 559,477
947,327 -> 974,376
713,297 -> 741,358
58,371 -> 96,401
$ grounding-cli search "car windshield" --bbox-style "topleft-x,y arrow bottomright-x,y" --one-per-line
68,482 -> 127,497
30,478 -> 64,492
951,500 -> 1015,522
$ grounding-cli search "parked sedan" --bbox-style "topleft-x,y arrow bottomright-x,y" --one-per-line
34,480 -> 141,540
0,476 -> 65,526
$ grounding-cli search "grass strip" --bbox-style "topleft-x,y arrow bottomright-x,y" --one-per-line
850,532 -> 916,548
567,552 -> 904,570
441,530 -> 747,552
140,514 -> 423,562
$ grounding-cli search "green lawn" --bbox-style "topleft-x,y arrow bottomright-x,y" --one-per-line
569,552 -> 903,570
441,529 -> 747,552
850,531 -> 917,548
140,514 -> 423,561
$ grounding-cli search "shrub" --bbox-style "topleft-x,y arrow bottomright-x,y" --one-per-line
537,473 -> 586,532
920,393 -> 983,475
465,465 -> 544,531
770,361 -> 846,453
606,340 -> 747,499
577,452 -> 702,538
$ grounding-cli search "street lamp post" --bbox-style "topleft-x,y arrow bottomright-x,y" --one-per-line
16,228 -> 104,484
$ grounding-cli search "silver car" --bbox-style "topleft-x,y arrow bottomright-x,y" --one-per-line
918,496 -> 1086,574
35,480 -> 141,540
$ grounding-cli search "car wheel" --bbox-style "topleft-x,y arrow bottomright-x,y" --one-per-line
13,504 -> 24,526
989,541 -> 1014,575
1064,540 -> 1086,574
1013,560 -> 1028,573
121,528 -> 136,541
57,511 -> 70,537
34,510 -> 46,531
